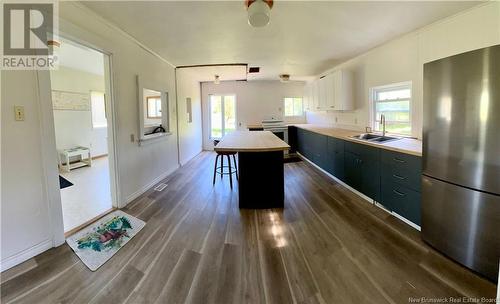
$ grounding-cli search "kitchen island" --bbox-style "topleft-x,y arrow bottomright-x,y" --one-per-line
214,131 -> 290,208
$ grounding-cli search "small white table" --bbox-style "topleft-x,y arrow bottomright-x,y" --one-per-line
58,146 -> 92,172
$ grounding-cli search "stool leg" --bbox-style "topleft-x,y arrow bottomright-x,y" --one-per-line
227,155 -> 233,189
220,155 -> 224,179
213,154 -> 219,185
232,154 -> 238,181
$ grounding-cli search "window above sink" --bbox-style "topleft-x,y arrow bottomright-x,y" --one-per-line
370,82 -> 412,136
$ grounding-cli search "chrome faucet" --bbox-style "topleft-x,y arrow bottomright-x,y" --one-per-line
380,114 -> 386,137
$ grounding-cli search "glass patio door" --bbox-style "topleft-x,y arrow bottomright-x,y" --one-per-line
210,95 -> 236,139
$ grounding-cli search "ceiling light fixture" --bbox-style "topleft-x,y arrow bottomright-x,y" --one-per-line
214,75 -> 220,84
246,0 -> 273,28
279,74 -> 290,83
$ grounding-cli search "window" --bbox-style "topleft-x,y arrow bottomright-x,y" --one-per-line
210,94 -> 236,139
90,91 -> 107,128
147,96 -> 162,118
284,97 -> 303,116
371,82 -> 411,136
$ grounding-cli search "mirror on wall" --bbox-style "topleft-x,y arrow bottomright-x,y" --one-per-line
137,76 -> 170,143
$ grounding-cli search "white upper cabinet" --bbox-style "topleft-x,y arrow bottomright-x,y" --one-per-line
303,83 -> 310,111
303,82 -> 314,111
332,70 -> 354,111
306,69 -> 354,112
318,76 -> 328,110
311,80 -> 320,111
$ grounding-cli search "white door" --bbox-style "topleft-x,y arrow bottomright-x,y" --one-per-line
209,94 -> 236,139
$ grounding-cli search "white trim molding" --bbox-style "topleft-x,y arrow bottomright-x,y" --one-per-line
298,152 -> 421,231
124,165 -> 179,205
0,239 -> 52,272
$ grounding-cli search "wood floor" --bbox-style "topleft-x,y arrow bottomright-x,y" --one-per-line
1,152 -> 496,304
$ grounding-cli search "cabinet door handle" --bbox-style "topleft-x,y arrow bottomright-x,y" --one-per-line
393,174 -> 406,180
393,157 -> 405,163
393,189 -> 406,196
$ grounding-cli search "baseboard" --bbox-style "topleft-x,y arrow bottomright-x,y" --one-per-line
297,153 -> 421,231
179,150 -> 202,167
1,239 -> 52,272
298,153 -> 374,203
92,154 -> 108,160
123,165 -> 180,206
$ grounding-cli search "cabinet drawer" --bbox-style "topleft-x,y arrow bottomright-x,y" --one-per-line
381,166 -> 421,192
381,150 -> 421,192
381,182 -> 421,226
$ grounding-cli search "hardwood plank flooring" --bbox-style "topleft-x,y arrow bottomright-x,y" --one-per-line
1,152 -> 496,304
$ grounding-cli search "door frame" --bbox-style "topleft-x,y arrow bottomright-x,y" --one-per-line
38,33 -> 120,243
208,94 -> 237,140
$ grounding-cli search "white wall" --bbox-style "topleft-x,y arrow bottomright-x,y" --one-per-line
306,2 -> 500,139
1,70 -> 57,270
1,2 -> 184,270
176,69 -> 203,165
51,65 -> 108,157
201,80 -> 306,150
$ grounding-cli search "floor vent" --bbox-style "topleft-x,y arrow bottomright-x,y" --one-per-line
154,183 -> 168,192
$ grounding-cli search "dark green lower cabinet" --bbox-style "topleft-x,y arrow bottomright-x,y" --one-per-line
381,181 -> 421,226
344,151 -> 362,190
288,126 -> 297,153
296,128 -> 309,158
344,142 -> 381,201
380,150 -> 422,226
326,137 -> 345,181
310,132 -> 328,169
295,127 -> 421,227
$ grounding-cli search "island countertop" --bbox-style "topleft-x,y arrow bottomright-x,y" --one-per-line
292,124 -> 422,156
214,131 -> 290,152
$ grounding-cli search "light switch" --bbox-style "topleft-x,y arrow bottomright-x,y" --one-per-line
14,106 -> 25,121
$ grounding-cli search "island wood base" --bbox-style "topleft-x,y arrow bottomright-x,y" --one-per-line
238,151 -> 284,209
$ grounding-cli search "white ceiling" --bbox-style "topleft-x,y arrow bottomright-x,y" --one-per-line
178,65 -> 248,82
82,1 -> 479,81
57,38 -> 104,75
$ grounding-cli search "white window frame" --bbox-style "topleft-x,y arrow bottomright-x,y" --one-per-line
209,94 -> 237,140
370,81 -> 412,136
146,95 -> 162,119
90,91 -> 107,129
283,97 -> 304,117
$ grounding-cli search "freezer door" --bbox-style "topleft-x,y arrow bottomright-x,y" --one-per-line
423,45 -> 500,194
422,175 -> 500,281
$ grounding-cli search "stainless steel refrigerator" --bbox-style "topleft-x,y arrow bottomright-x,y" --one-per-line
422,44 -> 500,282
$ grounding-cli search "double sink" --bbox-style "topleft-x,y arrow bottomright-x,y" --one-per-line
351,133 -> 400,143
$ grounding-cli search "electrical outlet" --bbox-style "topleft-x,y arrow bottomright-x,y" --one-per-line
14,106 -> 25,121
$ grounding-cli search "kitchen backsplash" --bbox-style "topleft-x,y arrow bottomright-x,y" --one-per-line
306,111 -> 365,132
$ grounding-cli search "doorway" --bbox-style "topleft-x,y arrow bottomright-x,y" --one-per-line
50,38 -> 116,233
209,94 -> 236,139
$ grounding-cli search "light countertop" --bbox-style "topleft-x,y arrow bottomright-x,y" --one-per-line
214,131 -> 290,152
292,124 -> 422,156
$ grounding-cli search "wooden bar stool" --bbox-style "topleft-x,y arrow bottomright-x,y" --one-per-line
213,140 -> 238,188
